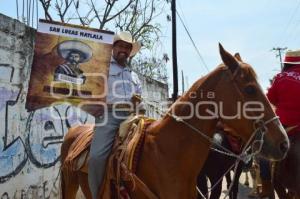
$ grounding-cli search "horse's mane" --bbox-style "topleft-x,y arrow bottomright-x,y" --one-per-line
240,63 -> 257,80
218,62 -> 257,80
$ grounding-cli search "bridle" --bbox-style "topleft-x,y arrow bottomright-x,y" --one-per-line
133,65 -> 282,199
142,94 -> 280,199
164,66 -> 281,161
165,65 -> 280,199
140,65 -> 281,161
165,109 -> 280,163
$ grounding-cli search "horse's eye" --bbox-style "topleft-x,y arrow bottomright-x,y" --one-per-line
244,85 -> 256,95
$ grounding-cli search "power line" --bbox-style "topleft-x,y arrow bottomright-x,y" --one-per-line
176,10 -> 209,72
277,0 -> 300,46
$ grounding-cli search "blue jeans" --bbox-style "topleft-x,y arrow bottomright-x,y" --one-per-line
88,111 -> 130,199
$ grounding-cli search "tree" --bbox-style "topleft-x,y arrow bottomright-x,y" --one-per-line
38,0 -> 170,83
131,54 -> 169,83
39,0 -> 134,27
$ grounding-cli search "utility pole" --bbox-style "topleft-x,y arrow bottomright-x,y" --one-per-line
171,0 -> 178,102
272,47 -> 287,70
185,75 -> 189,90
181,70 -> 185,94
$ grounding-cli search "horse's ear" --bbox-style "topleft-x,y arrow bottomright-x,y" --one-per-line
219,43 -> 240,73
234,53 -> 243,62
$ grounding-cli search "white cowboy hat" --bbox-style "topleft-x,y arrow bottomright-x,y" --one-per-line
283,49 -> 300,64
113,31 -> 141,57
57,40 -> 93,63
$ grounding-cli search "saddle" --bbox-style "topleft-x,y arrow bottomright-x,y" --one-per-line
62,114 -> 157,199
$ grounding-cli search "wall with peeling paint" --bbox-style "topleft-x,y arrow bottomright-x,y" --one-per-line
0,14 -> 168,199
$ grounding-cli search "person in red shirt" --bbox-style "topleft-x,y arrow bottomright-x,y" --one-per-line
267,49 -> 300,135
255,49 -> 300,198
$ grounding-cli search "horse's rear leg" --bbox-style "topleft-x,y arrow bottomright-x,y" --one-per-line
78,172 -> 92,199
61,169 -> 80,199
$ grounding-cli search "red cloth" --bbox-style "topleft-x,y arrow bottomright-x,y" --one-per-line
226,134 -> 242,154
266,65 -> 300,135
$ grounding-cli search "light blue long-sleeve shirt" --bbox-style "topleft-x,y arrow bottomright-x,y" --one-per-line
106,58 -> 142,104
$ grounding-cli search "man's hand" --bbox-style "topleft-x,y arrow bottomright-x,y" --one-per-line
131,94 -> 146,114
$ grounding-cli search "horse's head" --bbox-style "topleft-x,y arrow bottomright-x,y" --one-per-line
213,44 -> 289,161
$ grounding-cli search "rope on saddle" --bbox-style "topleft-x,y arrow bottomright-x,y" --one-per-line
112,118 -> 158,199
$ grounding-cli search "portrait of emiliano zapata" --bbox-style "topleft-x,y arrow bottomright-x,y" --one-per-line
54,40 -> 93,85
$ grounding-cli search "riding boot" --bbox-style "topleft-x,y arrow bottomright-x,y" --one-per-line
258,180 -> 273,198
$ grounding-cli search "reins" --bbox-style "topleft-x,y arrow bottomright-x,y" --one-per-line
134,65 -> 280,198
140,96 -> 279,199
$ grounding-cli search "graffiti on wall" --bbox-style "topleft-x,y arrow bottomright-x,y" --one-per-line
0,64 -> 90,186
0,178 -> 60,199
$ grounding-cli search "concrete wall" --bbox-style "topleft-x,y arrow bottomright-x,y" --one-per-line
140,76 -> 169,119
0,13 -> 168,198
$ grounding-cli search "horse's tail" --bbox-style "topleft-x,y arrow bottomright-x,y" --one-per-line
60,129 -> 70,199
60,144 -> 72,199
59,125 -> 89,199
60,165 -> 74,199
60,155 -> 81,199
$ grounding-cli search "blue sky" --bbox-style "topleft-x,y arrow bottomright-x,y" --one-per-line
1,0 -> 300,94
163,0 -> 300,94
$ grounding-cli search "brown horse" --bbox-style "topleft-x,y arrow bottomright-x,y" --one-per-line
60,44 -> 289,199
274,132 -> 300,199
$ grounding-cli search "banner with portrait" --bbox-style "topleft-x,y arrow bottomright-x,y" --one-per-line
26,20 -> 114,116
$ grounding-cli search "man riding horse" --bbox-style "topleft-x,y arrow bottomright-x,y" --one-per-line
88,31 -> 143,199
60,44 -> 289,199
254,49 -> 300,198
264,49 -> 300,198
